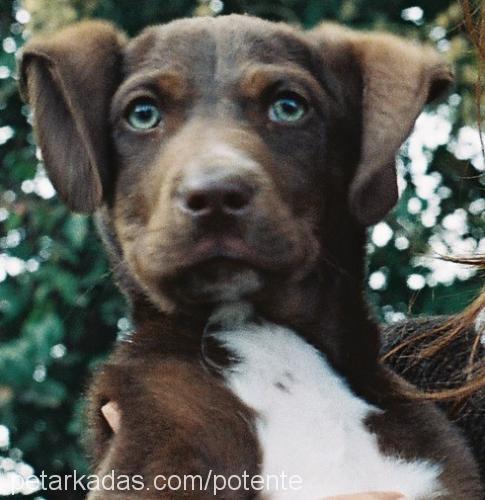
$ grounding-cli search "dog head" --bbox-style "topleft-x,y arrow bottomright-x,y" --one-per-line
19,16 -> 452,314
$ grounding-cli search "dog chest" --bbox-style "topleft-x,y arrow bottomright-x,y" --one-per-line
208,306 -> 443,499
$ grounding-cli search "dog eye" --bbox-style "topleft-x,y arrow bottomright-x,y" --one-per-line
126,99 -> 162,130
268,92 -> 308,124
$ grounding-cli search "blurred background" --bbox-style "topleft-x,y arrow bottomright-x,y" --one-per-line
0,0 -> 483,498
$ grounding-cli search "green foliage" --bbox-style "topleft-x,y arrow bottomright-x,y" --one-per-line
0,0 -> 483,498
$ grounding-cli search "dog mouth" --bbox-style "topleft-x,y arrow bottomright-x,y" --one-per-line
147,236 -> 302,305
172,237 -> 294,273
133,226 -> 318,307
158,237 -> 280,304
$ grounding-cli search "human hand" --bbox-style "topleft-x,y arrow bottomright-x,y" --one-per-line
101,401 -> 121,433
324,493 -> 406,500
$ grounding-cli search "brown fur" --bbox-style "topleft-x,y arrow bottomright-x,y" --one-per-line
19,15 -> 482,498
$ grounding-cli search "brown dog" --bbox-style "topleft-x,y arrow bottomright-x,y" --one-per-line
19,15 -> 482,499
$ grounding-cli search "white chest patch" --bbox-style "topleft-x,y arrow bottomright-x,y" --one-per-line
208,304 -> 443,499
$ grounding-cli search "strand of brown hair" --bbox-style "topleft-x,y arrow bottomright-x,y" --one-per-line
383,1 -> 485,405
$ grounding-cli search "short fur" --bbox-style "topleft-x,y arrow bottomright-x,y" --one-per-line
19,15 -> 481,499
383,314 -> 485,482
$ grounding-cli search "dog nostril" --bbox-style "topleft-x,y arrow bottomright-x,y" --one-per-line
223,190 -> 250,212
185,193 -> 210,213
178,181 -> 255,217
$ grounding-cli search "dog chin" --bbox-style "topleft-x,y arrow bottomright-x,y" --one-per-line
158,259 -> 263,306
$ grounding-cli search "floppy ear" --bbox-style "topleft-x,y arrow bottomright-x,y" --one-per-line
19,21 -> 126,213
310,25 -> 453,226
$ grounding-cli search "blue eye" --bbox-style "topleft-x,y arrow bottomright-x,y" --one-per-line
268,92 -> 308,123
126,99 -> 162,130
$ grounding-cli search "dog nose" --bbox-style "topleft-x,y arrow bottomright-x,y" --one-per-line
178,178 -> 254,217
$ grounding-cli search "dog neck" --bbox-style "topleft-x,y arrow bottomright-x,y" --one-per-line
98,210 -> 379,391
124,227 -> 380,396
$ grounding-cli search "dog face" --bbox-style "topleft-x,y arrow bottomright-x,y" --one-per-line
111,17 -> 339,308
19,16 -> 452,312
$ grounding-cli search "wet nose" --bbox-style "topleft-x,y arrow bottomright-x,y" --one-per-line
178,176 -> 255,218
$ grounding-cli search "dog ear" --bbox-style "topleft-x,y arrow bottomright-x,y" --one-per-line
310,25 -> 453,226
19,21 -> 126,213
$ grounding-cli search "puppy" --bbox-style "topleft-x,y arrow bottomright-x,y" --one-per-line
19,15 -> 483,499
